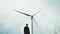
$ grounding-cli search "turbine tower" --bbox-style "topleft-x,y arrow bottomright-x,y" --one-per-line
14,10 -> 41,34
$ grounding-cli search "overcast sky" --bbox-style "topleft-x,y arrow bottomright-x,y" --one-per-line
0,0 -> 60,34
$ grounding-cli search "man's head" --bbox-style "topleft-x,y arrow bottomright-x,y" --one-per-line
26,24 -> 28,27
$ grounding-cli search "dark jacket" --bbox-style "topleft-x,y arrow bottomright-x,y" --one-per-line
24,26 -> 30,34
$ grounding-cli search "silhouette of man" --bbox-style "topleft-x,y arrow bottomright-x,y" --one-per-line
24,24 -> 30,34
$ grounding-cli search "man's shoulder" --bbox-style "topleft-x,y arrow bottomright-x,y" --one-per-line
24,26 -> 29,28
24,26 -> 26,28
24,26 -> 27,28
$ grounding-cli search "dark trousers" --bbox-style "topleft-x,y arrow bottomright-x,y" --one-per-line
24,33 -> 29,34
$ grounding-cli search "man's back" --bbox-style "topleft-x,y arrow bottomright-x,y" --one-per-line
24,24 -> 30,34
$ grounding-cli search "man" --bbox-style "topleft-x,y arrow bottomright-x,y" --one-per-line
24,24 -> 30,34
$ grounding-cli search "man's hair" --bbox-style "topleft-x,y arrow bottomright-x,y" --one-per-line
26,24 -> 28,25
26,24 -> 28,27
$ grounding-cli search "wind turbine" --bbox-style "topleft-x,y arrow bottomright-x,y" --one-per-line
14,10 -> 41,34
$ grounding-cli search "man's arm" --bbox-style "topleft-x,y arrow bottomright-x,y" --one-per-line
28,28 -> 30,34
24,27 -> 25,34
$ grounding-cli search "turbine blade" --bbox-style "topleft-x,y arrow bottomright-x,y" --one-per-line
33,9 -> 42,16
14,10 -> 31,16
33,18 -> 40,32
33,18 -> 42,34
